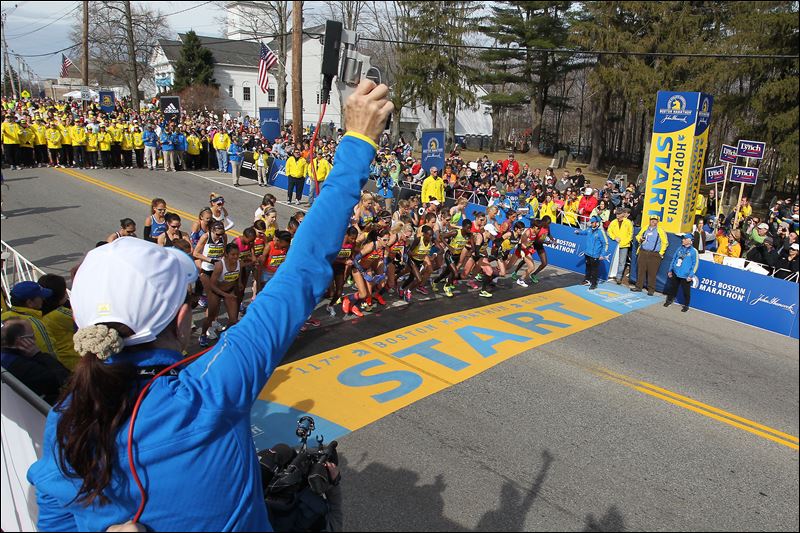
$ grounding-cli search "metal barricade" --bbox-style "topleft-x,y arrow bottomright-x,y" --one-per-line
1,241 -> 48,304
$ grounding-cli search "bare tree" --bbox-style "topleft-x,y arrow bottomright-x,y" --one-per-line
362,1 -> 415,142
221,1 -> 293,126
70,1 -> 169,106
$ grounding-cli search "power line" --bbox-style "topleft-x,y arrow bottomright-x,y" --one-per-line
5,2 -> 80,39
12,42 -> 80,58
354,35 -> 798,61
161,1 -> 214,18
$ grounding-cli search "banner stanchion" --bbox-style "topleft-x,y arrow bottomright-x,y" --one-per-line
718,162 -> 730,223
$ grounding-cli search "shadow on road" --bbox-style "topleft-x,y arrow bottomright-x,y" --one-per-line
339,448 -> 616,531
4,234 -> 56,247
583,505 -> 625,532
3,205 -> 80,217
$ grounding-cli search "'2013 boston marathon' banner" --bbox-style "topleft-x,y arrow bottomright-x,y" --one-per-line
259,107 -> 281,141
420,128 -> 445,175
644,91 -> 713,234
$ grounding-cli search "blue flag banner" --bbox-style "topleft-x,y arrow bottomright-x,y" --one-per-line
259,107 -> 281,142
420,128 -> 445,175
99,91 -> 115,113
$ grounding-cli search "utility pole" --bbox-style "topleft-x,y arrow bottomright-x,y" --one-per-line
291,0 -> 303,146
123,0 -> 140,112
1,13 -> 18,98
82,0 -> 89,86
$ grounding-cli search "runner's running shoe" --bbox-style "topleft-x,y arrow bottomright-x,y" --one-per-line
479,290 -> 493,298
531,275 -> 540,284
516,278 -> 529,288
342,297 -> 352,315
199,334 -> 210,347
430,282 -> 440,293
416,286 -> 429,295
374,293 -> 386,306
405,289 -> 412,302
305,318 -> 321,327
198,295 -> 208,309
443,285 -> 454,297
206,328 -> 218,341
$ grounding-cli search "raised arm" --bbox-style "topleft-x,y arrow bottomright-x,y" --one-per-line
178,81 -> 393,413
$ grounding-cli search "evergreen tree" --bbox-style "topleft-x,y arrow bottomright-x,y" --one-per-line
480,1 -> 574,154
173,30 -> 217,91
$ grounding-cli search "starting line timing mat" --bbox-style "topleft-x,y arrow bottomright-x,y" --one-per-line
249,284 -> 658,450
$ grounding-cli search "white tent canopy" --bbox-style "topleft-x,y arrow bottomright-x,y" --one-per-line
62,89 -> 99,100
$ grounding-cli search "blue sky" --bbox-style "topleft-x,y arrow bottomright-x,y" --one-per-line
2,1 -> 228,79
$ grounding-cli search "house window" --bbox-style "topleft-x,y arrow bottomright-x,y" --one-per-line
268,88 -> 275,103
228,85 -> 234,98
243,86 -> 251,101
316,92 -> 331,105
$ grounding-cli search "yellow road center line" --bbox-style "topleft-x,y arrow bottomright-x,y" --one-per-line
56,168 -> 242,237
590,367 -> 798,451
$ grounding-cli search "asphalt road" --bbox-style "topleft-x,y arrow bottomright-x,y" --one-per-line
2,166 -> 798,531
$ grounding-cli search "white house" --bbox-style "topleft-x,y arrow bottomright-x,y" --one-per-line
146,3 -> 492,138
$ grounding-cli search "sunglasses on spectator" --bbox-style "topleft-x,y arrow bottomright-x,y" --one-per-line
170,224 -> 181,229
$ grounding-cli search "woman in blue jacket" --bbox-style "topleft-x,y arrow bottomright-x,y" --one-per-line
664,232 -> 699,312
27,80 -> 394,532
228,137 -> 244,187
575,215 -> 609,290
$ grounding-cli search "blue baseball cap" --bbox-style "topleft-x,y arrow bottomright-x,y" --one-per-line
681,233 -> 693,240
10,281 -> 52,302
590,215 -> 602,223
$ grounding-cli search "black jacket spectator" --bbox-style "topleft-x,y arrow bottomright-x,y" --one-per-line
1,347 -> 70,405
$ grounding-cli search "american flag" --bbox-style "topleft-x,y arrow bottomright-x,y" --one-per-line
258,42 -> 277,93
60,54 -> 74,78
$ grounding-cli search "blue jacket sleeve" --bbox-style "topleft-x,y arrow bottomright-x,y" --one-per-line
176,135 -> 376,413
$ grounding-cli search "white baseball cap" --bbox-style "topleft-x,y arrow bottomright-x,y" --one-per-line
71,238 -> 198,347
584,187 -> 593,195
757,223 -> 769,229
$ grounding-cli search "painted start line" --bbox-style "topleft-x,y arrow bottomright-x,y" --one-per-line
248,284 -> 659,450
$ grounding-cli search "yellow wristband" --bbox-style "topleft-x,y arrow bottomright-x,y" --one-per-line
343,131 -> 378,151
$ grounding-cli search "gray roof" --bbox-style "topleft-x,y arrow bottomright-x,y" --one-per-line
157,26 -> 328,69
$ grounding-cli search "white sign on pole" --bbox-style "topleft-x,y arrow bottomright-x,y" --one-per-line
80,87 -> 91,101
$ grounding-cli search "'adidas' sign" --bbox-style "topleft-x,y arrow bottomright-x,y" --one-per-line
164,103 -> 179,114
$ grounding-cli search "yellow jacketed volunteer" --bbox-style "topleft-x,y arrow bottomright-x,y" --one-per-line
694,191 -> 707,217
607,216 -> 634,248
110,122 -> 124,143
285,154 -> 308,178
2,119 -> 21,144
46,126 -> 62,149
70,124 -> 87,146
32,121 -> 47,146
86,130 -> 98,152
635,223 -> 668,256
121,130 -> 133,151
186,133 -> 201,155
562,198 -> 580,226
308,156 -> 331,182
98,129 -> 112,151
421,173 -> 445,204
539,200 -> 557,223
133,130 -> 144,150
19,126 -> 34,149
213,131 -> 230,151
41,307 -> 81,371
58,122 -> 72,145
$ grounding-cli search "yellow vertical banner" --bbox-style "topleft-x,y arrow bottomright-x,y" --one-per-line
643,92 -> 713,234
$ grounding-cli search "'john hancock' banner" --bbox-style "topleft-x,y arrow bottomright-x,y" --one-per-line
644,91 -> 713,234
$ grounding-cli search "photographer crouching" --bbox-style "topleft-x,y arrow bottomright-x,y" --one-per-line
26,80 -> 393,532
